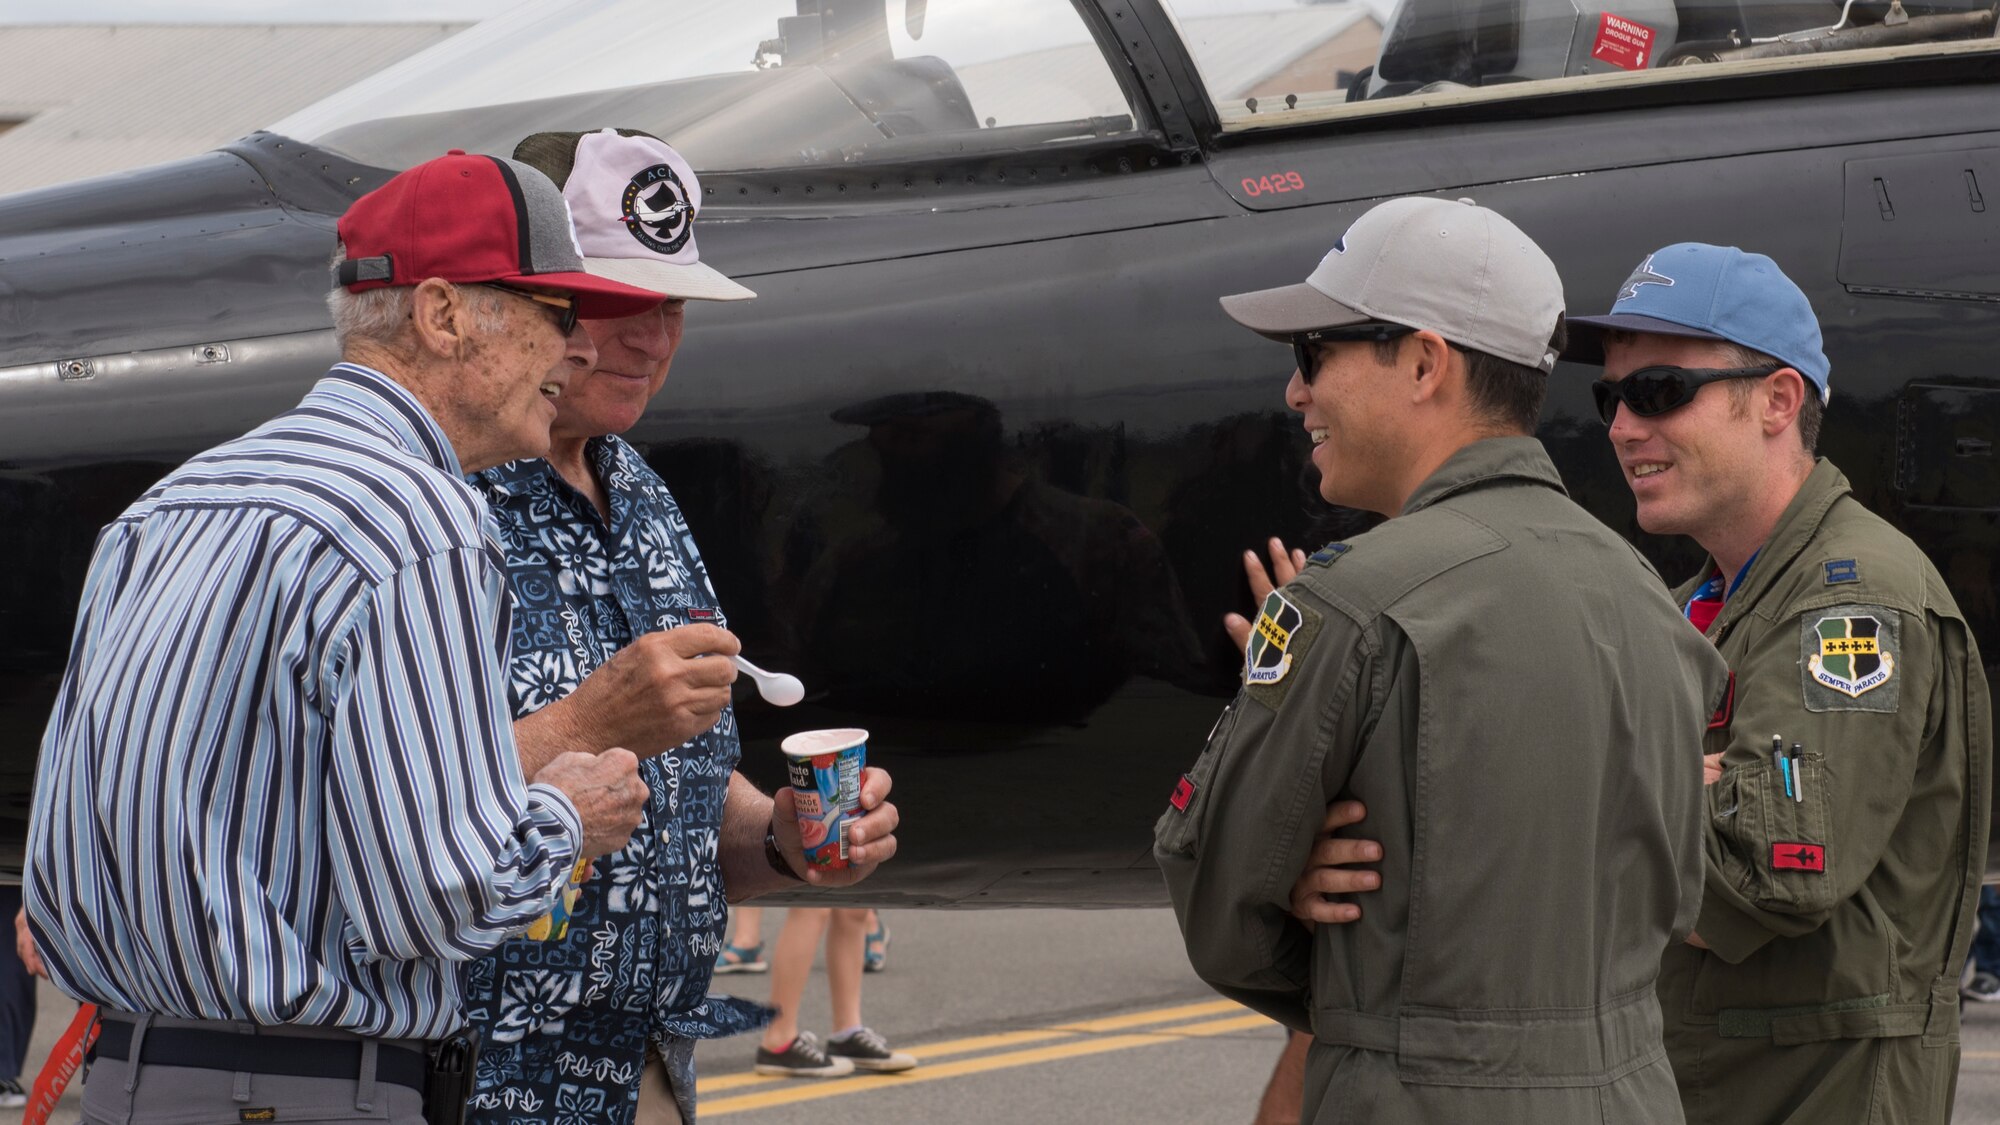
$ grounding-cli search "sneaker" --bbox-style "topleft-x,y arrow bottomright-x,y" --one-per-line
755,1032 -> 855,1078
827,1026 -> 918,1073
0,1078 -> 25,1108
863,917 -> 890,973
1965,971 -> 2000,1002
714,941 -> 767,974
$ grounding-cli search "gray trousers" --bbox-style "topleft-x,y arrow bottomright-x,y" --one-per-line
82,1015 -> 428,1125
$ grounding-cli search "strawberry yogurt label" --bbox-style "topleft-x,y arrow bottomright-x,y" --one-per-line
782,728 -> 868,869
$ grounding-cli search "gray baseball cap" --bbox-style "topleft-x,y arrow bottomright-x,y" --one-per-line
1220,196 -> 1565,374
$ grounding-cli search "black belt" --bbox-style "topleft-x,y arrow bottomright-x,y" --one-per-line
91,1017 -> 429,1092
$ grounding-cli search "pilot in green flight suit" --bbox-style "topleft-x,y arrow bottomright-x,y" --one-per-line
1156,197 -> 1728,1125
1565,243 -> 1991,1125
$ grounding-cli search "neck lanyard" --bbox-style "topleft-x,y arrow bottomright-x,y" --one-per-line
1685,549 -> 1761,622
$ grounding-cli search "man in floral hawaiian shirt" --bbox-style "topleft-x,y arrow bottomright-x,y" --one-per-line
460,129 -> 902,1125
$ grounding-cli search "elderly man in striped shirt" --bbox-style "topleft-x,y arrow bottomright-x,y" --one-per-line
25,153 -> 664,1125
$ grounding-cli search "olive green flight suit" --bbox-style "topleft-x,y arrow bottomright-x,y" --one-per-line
1157,437 -> 1729,1125
1659,459 -> 1991,1125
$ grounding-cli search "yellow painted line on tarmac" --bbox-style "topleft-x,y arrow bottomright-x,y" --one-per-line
1051,998 -> 1245,1034
1964,1050 -> 2000,1059
698,998 -> 1243,1094
700,1011 -> 1273,1116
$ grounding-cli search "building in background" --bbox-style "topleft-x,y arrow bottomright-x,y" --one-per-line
0,23 -> 468,196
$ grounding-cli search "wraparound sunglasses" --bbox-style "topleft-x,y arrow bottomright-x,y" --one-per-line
1591,364 -> 1781,425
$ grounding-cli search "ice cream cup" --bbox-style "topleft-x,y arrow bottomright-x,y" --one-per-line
527,855 -> 591,941
780,728 -> 868,869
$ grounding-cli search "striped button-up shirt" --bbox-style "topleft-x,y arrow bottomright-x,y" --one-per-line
25,363 -> 582,1039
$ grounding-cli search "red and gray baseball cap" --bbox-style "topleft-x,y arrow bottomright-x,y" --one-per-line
334,149 -> 664,320
1220,196 -> 1565,374
512,128 -> 756,302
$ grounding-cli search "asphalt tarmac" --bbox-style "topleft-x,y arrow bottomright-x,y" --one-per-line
13,907 -> 2000,1123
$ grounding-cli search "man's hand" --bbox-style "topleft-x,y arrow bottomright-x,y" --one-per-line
771,767 -> 899,887
517,626 -> 739,768
533,748 -> 649,859
13,907 -> 44,979
1287,801 -> 1381,927
1703,753 -> 1724,785
1224,538 -> 1308,654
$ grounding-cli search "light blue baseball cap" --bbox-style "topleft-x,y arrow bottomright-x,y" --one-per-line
1564,243 -> 1831,402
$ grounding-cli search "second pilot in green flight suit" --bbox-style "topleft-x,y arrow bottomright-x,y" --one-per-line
1566,243 -> 1992,1125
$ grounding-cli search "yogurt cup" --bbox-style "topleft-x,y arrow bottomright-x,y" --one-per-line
781,728 -> 868,869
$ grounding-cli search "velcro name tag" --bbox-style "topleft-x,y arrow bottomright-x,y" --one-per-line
241,1111 -> 278,1123
1170,775 -> 1196,812
1771,842 -> 1826,872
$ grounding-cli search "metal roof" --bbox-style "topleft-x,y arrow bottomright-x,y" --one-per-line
0,23 -> 469,195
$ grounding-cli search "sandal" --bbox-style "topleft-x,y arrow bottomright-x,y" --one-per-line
714,941 -> 768,974
863,916 -> 890,973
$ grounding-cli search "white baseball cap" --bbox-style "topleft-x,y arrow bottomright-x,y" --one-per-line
1220,196 -> 1564,373
512,127 -> 755,302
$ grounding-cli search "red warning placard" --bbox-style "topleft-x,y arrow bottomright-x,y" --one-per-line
1591,13 -> 1656,71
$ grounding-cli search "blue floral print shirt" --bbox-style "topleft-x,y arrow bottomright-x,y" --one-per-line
462,435 -> 767,1125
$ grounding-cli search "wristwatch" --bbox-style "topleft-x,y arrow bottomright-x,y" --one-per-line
765,823 -> 804,882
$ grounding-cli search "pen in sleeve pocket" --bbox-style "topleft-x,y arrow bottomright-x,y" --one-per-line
1773,735 -> 1793,799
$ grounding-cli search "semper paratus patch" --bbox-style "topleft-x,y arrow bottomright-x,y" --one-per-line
1244,589 -> 1322,709
1802,605 -> 1900,713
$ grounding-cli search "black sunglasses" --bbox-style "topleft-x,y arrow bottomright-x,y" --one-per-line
1292,322 -> 1418,382
1591,364 -> 1782,425
479,282 -> 580,336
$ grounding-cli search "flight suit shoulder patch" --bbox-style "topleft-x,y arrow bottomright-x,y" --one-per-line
1244,588 -> 1323,710
1823,559 -> 1859,585
1801,603 -> 1900,713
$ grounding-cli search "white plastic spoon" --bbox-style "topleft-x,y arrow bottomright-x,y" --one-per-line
732,655 -> 805,707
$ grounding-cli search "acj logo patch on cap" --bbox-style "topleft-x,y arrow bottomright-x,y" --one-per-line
621,163 -> 694,254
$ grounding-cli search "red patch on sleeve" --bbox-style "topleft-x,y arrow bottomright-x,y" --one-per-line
1170,775 -> 1196,812
1708,670 -> 1736,731
1771,842 -> 1825,872
1590,13 -> 1656,71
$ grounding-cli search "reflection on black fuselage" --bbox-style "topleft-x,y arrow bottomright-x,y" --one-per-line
7,86 -> 2000,896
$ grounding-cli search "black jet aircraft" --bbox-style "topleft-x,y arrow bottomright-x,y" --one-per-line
2,0 -> 1997,903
